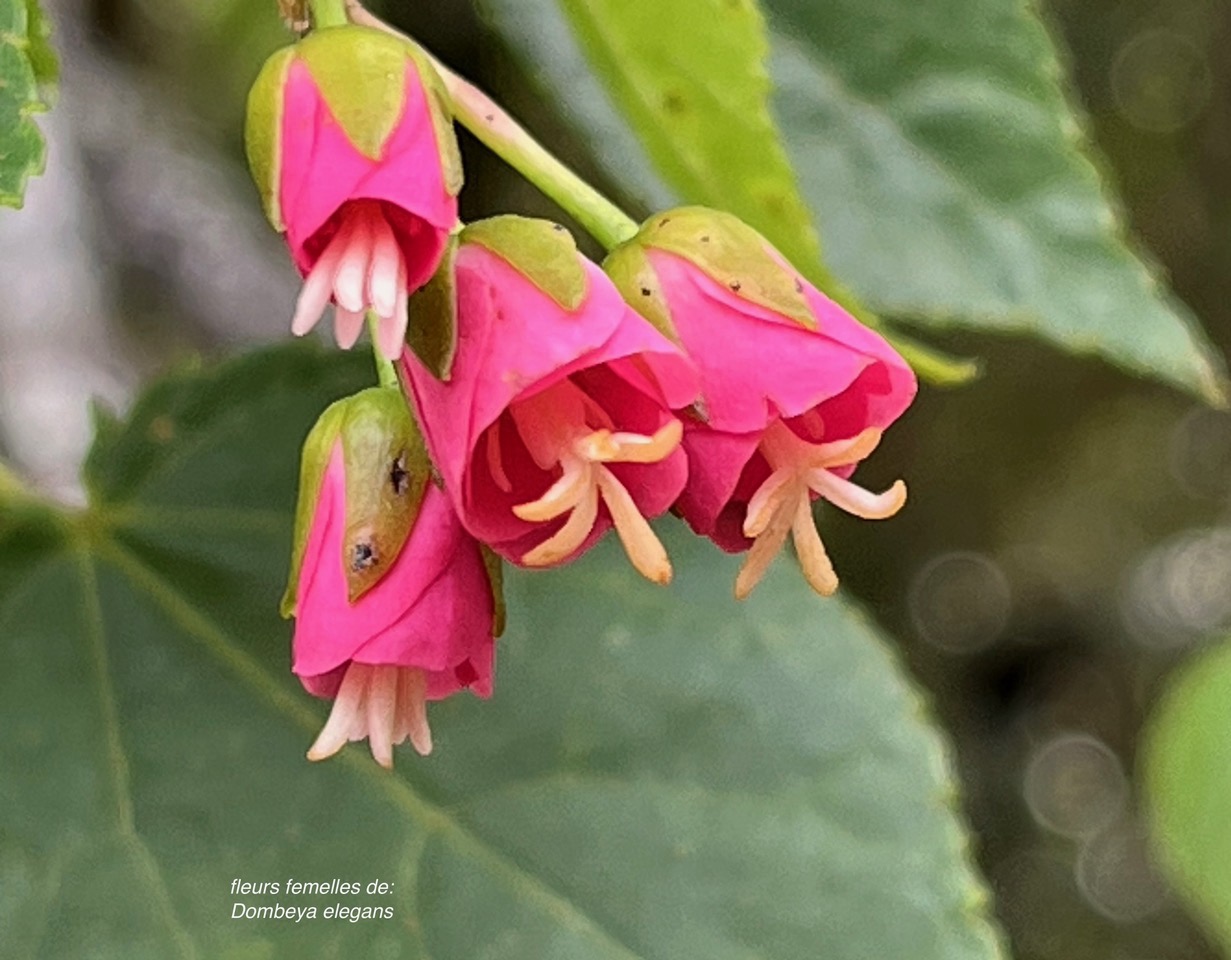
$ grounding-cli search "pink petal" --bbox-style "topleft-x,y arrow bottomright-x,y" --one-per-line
647,250 -> 916,435
280,60 -> 455,295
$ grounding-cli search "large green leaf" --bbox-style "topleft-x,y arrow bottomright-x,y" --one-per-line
0,343 -> 1005,958
0,0 -> 52,207
550,0 -> 826,288
1144,641 -> 1231,951
475,0 -> 1225,403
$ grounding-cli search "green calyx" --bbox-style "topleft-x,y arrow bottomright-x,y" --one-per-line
406,235 -> 460,381
603,242 -> 676,341
245,46 -> 295,231
244,25 -> 463,231
482,546 -> 507,639
609,206 -> 818,333
281,388 -> 431,617
462,216 -> 588,311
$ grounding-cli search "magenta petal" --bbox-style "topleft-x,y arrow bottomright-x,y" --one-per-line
648,250 -> 916,436
279,60 -> 456,289
675,426 -> 763,539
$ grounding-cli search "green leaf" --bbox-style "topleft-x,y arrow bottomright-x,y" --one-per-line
1144,640 -> 1231,950
549,0 -> 826,289
0,0 -> 51,207
0,341 -> 1006,958
476,0 -> 1226,403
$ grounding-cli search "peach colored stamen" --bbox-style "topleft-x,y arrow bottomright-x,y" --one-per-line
735,420 -> 906,600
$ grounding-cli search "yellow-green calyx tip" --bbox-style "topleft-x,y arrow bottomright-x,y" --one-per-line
282,388 -> 430,616
407,48 -> 464,197
481,546 -> 507,638
462,215 -> 588,311
296,26 -> 411,160
407,235 -> 460,381
245,46 -> 295,231
603,243 -> 676,342
630,206 -> 818,331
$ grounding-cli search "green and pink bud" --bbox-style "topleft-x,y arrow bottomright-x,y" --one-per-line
284,388 -> 500,768
399,216 -> 700,585
605,207 -> 917,599
245,25 -> 463,359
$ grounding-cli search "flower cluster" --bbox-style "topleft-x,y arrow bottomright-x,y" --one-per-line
247,22 -> 916,767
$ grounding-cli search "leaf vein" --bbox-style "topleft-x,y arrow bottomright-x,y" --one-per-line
97,538 -> 647,960
76,550 -> 201,960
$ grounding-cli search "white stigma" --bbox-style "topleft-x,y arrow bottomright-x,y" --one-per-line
290,202 -> 411,361
502,381 -> 682,585
735,420 -> 906,600
307,663 -> 432,768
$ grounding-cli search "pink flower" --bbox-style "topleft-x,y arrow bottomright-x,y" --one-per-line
606,207 -> 917,598
284,389 -> 498,767
246,26 -> 463,359
399,216 -> 699,584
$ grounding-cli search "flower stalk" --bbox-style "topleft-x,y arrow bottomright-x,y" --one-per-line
344,0 -> 639,252
366,312 -> 400,389
308,0 -> 348,29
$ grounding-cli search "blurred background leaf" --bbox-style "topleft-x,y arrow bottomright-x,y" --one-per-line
1145,640 -> 1231,951
546,0 -> 826,284
1,342 -> 1005,959
474,0 -> 1226,403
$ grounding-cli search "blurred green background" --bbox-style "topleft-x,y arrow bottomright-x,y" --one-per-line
3,0 -> 1231,956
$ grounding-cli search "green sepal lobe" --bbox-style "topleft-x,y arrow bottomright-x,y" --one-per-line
603,243 -> 676,341
281,388 -> 430,616
630,206 -> 817,330
406,234 -> 460,381
481,546 -> 506,638
295,26 -> 408,160
245,46 -> 295,231
462,216 -> 588,311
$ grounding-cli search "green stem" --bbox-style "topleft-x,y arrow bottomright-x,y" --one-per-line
345,1 -> 640,251
309,0 -> 348,28
366,312 -> 400,389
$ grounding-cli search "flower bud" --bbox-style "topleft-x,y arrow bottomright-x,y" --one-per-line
285,388 -> 499,767
245,25 -> 462,359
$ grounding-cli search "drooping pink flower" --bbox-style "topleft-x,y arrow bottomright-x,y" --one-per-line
246,26 -> 463,359
284,389 -> 498,767
399,216 -> 699,584
605,207 -> 917,598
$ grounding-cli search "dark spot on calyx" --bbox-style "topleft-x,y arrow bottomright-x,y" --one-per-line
389,452 -> 409,495
663,92 -> 687,114
700,235 -> 711,243
729,280 -> 742,292
659,217 -> 672,227
351,541 -> 378,572
552,223 -> 565,232
640,287 -> 652,296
